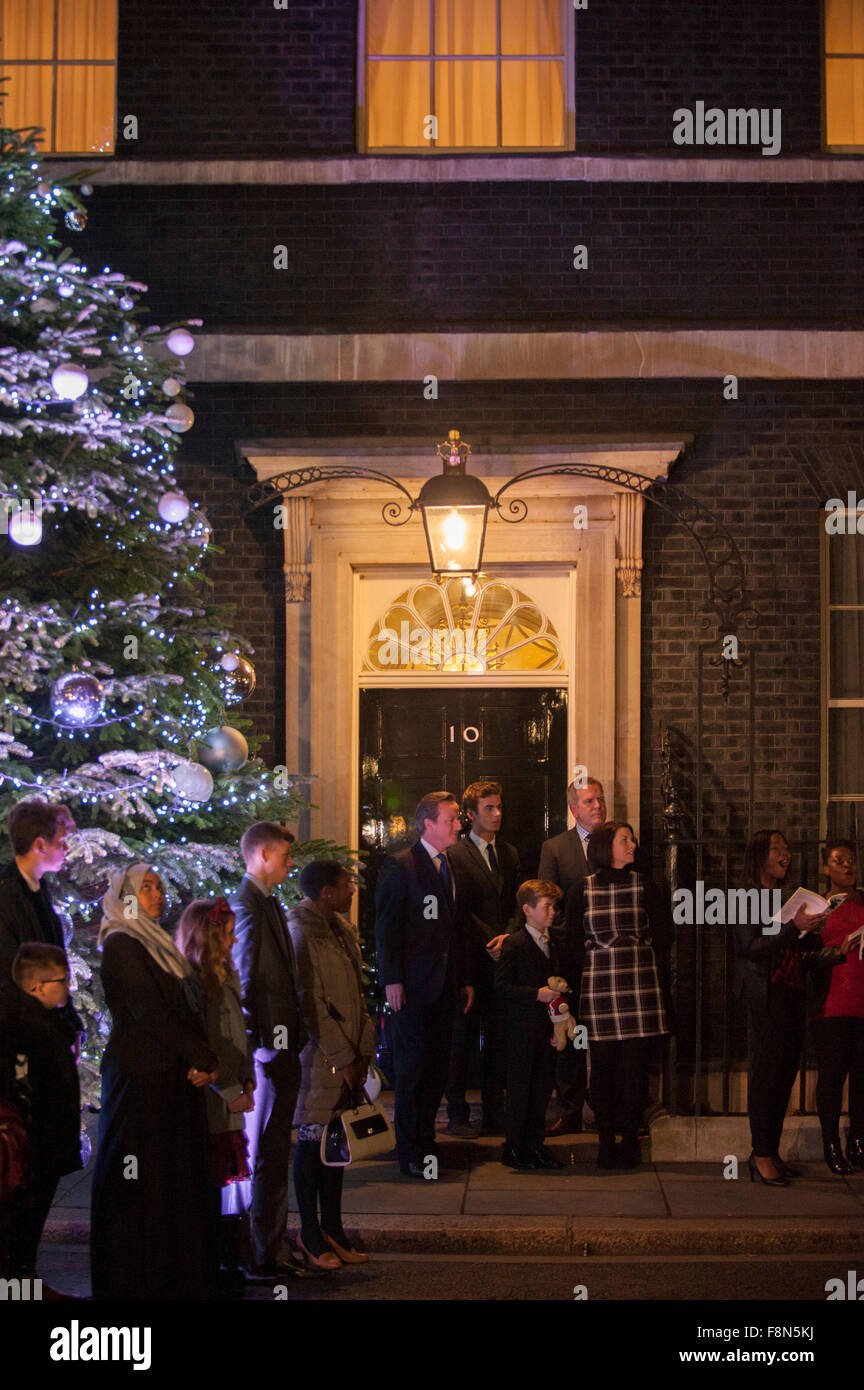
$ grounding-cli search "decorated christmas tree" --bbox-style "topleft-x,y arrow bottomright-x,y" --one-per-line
0,125 -> 340,1105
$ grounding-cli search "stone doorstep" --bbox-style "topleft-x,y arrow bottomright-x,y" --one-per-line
43,1213 -> 864,1257
649,1114 -> 829,1163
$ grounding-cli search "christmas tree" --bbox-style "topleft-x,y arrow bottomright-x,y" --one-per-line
0,125 -> 342,1105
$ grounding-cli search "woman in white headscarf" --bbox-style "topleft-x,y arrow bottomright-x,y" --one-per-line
90,864 -> 220,1301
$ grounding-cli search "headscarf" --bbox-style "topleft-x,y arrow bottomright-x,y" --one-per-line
98,863 -> 192,982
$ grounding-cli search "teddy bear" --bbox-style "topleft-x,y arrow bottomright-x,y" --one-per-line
546,976 -> 578,1051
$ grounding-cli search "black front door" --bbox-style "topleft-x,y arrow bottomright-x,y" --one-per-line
358,685 -> 567,961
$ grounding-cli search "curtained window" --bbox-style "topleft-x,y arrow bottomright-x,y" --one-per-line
824,513 -> 864,833
359,0 -> 573,152
0,0 -> 117,154
824,0 -> 864,148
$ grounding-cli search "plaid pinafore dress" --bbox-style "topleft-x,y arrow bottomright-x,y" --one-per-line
580,873 -> 669,1041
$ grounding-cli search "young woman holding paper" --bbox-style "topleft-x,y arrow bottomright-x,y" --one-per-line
808,841 -> 864,1175
733,830 -> 829,1186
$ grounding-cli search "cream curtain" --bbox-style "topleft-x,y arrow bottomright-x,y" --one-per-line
365,0 -> 565,149
0,0 -> 116,152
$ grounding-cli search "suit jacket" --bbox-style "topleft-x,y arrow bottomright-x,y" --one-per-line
230,874 -> 307,1054
449,835 -> 521,985
537,828 -> 590,896
374,841 -> 472,1006
0,859 -> 83,1040
11,988 -> 82,1176
495,926 -> 573,1040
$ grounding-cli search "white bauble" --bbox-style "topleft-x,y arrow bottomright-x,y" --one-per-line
165,328 -> 195,356
197,726 -> 249,774
220,653 -> 240,672
171,762 -> 214,803
162,377 -> 181,396
51,362 -> 89,399
157,491 -> 190,523
165,403 -> 194,433
8,507 -> 42,546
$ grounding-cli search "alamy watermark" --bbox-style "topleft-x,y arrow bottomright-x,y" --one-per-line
672,102 -> 781,157
672,884 -> 781,929
376,622 -> 487,668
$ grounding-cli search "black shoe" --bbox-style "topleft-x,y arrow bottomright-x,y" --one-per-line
824,1141 -> 855,1176
596,1130 -> 618,1169
618,1131 -> 641,1169
244,1260 -> 326,1283
747,1153 -> 789,1186
399,1160 -> 427,1179
531,1146 -> 564,1170
846,1137 -> 864,1171
501,1145 -> 539,1170
545,1116 -> 582,1137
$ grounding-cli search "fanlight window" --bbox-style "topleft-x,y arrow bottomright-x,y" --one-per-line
363,576 -> 563,673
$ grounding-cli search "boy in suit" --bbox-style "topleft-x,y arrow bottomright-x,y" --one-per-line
495,880 -> 572,1171
4,943 -> 81,1290
375,791 -> 475,1177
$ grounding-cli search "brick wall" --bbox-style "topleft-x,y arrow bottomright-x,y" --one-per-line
112,0 -> 822,158
69,181 -> 864,332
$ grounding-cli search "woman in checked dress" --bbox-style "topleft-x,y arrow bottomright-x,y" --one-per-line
565,822 -> 670,1171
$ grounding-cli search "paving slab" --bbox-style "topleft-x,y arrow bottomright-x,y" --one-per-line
465,1186 -> 668,1217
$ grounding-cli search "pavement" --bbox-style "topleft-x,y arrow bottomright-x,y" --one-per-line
44,1094 -> 864,1260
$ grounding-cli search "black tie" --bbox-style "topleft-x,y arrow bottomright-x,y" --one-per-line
437,854 -> 453,899
487,842 -> 498,873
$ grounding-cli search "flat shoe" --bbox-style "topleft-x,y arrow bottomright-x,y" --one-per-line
323,1232 -> 370,1264
296,1235 -> 341,1271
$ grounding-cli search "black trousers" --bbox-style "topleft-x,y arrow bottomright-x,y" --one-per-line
2,1168 -> 59,1277
445,989 -> 507,1128
390,991 -> 453,1165
245,1047 -> 301,1267
505,1024 -> 556,1154
811,1015 -> 864,1144
746,982 -> 805,1158
589,1037 -> 649,1135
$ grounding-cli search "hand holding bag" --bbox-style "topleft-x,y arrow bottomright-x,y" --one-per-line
321,1082 -> 395,1167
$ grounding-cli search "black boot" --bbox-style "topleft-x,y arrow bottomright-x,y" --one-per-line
618,1130 -> 641,1169
824,1141 -> 855,1175
845,1137 -> 864,1171
597,1129 -> 618,1169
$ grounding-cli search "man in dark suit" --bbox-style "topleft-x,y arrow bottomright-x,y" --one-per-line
537,777 -> 606,1136
0,799 -> 83,1049
445,780 -> 520,1137
375,791 -> 475,1177
228,821 -> 318,1281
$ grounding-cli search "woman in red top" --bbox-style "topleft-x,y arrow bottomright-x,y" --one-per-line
808,840 -> 864,1175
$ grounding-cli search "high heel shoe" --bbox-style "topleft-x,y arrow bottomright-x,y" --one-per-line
296,1234 -> 341,1271
845,1137 -> 864,1172
824,1141 -> 855,1176
748,1152 -> 789,1186
323,1231 -> 370,1265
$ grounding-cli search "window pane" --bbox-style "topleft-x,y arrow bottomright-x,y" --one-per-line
825,0 -> 864,51
0,0 -> 55,59
434,0 -> 496,54
501,0 -> 562,55
435,58 -> 497,146
828,530 -> 864,603
501,59 -> 564,146
367,59 -> 430,146
829,709 -> 864,795
58,0 -> 117,60
0,66 -> 55,145
367,0 -> 429,54
826,57 -> 864,143
55,64 -> 114,152
831,613 -> 864,698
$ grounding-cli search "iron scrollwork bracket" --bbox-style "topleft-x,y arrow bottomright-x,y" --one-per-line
245,463 -> 418,528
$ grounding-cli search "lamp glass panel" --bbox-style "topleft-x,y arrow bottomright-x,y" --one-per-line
422,504 -> 487,573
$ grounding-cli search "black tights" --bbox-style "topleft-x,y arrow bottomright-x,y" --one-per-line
292,1138 -> 346,1257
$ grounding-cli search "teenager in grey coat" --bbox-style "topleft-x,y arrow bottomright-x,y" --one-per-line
287,861 -> 375,1269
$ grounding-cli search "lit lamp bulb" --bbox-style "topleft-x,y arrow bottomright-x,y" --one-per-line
442,510 -> 466,551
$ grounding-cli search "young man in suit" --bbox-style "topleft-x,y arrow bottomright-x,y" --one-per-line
0,800 -> 84,1053
445,780 -> 520,1137
375,791 -> 475,1177
495,880 -> 573,1170
228,821 -> 320,1281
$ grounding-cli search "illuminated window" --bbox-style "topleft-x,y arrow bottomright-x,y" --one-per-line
362,576 -> 563,674
823,513 -> 864,833
0,0 -> 117,154
824,0 -> 864,148
359,0 -> 573,153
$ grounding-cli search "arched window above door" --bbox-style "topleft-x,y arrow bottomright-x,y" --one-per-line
361,575 -> 563,674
